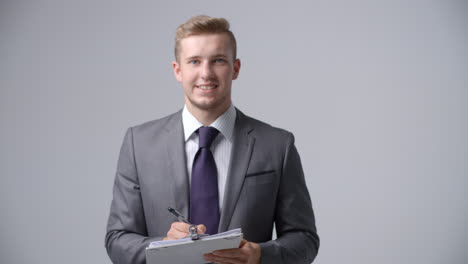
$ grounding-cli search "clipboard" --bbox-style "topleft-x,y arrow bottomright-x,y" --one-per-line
145,228 -> 243,264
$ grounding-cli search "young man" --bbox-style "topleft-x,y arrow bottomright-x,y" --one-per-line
105,15 -> 319,264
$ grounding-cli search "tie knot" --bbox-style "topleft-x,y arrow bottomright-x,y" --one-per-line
198,126 -> 219,149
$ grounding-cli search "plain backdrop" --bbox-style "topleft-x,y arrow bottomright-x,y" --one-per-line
1,0 -> 467,263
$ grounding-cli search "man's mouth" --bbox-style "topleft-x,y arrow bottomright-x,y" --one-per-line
196,84 -> 218,90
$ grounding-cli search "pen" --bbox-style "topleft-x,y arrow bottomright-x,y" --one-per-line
167,207 -> 190,224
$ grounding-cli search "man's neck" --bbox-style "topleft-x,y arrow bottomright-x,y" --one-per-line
186,103 -> 231,126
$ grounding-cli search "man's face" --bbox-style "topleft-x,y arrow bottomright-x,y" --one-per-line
173,33 -> 240,115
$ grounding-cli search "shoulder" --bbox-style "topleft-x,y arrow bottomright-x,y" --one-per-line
236,109 -> 295,144
130,110 -> 182,133
127,110 -> 182,137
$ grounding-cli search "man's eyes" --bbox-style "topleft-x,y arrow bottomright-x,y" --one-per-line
187,58 -> 226,64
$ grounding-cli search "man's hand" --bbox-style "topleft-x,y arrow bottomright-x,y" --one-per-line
163,222 -> 206,240
203,239 -> 261,264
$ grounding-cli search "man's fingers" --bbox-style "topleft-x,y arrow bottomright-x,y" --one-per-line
164,222 -> 191,240
167,229 -> 188,239
204,253 -> 243,264
206,240 -> 261,264
172,222 -> 191,232
213,248 -> 244,258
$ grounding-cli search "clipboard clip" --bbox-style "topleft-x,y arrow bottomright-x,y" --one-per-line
168,207 -> 209,241
188,225 -> 202,240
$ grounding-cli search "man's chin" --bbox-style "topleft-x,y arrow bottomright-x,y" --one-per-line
192,103 -> 218,111
188,99 -> 228,113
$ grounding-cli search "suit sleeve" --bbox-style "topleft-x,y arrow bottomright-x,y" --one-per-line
105,128 -> 161,264
259,133 -> 320,263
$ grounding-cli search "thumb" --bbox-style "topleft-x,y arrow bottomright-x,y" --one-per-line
239,239 -> 247,248
197,224 -> 207,234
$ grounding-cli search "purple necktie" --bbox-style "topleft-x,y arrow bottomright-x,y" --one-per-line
190,126 -> 220,235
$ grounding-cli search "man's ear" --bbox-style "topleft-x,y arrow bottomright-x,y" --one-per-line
232,59 -> 241,80
172,61 -> 182,82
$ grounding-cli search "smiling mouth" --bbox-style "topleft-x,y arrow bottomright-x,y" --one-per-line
196,84 -> 218,90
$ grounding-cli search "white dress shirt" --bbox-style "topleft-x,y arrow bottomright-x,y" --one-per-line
182,104 -> 236,211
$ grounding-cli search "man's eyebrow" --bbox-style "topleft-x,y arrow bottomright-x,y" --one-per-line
211,54 -> 228,58
184,56 -> 201,61
184,54 -> 229,61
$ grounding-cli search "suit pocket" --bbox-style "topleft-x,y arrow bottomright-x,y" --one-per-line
244,170 -> 276,185
245,170 -> 275,177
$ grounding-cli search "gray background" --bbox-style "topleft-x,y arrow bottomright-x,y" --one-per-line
1,0 -> 467,263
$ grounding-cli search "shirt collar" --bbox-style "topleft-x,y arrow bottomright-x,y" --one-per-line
182,104 -> 236,142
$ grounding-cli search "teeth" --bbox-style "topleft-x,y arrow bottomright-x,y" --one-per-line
198,85 -> 216,90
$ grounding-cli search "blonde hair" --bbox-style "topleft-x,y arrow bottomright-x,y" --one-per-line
175,15 -> 237,61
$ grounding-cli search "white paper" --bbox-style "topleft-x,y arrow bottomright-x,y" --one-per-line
146,228 -> 243,264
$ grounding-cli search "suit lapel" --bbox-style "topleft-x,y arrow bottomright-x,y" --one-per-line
219,110 -> 255,231
164,111 -> 190,218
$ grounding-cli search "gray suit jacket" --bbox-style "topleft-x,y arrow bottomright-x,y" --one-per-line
105,109 -> 319,263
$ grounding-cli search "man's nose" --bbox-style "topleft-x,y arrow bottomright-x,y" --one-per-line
200,62 -> 214,80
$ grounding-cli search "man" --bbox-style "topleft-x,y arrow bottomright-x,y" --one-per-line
105,15 -> 319,264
